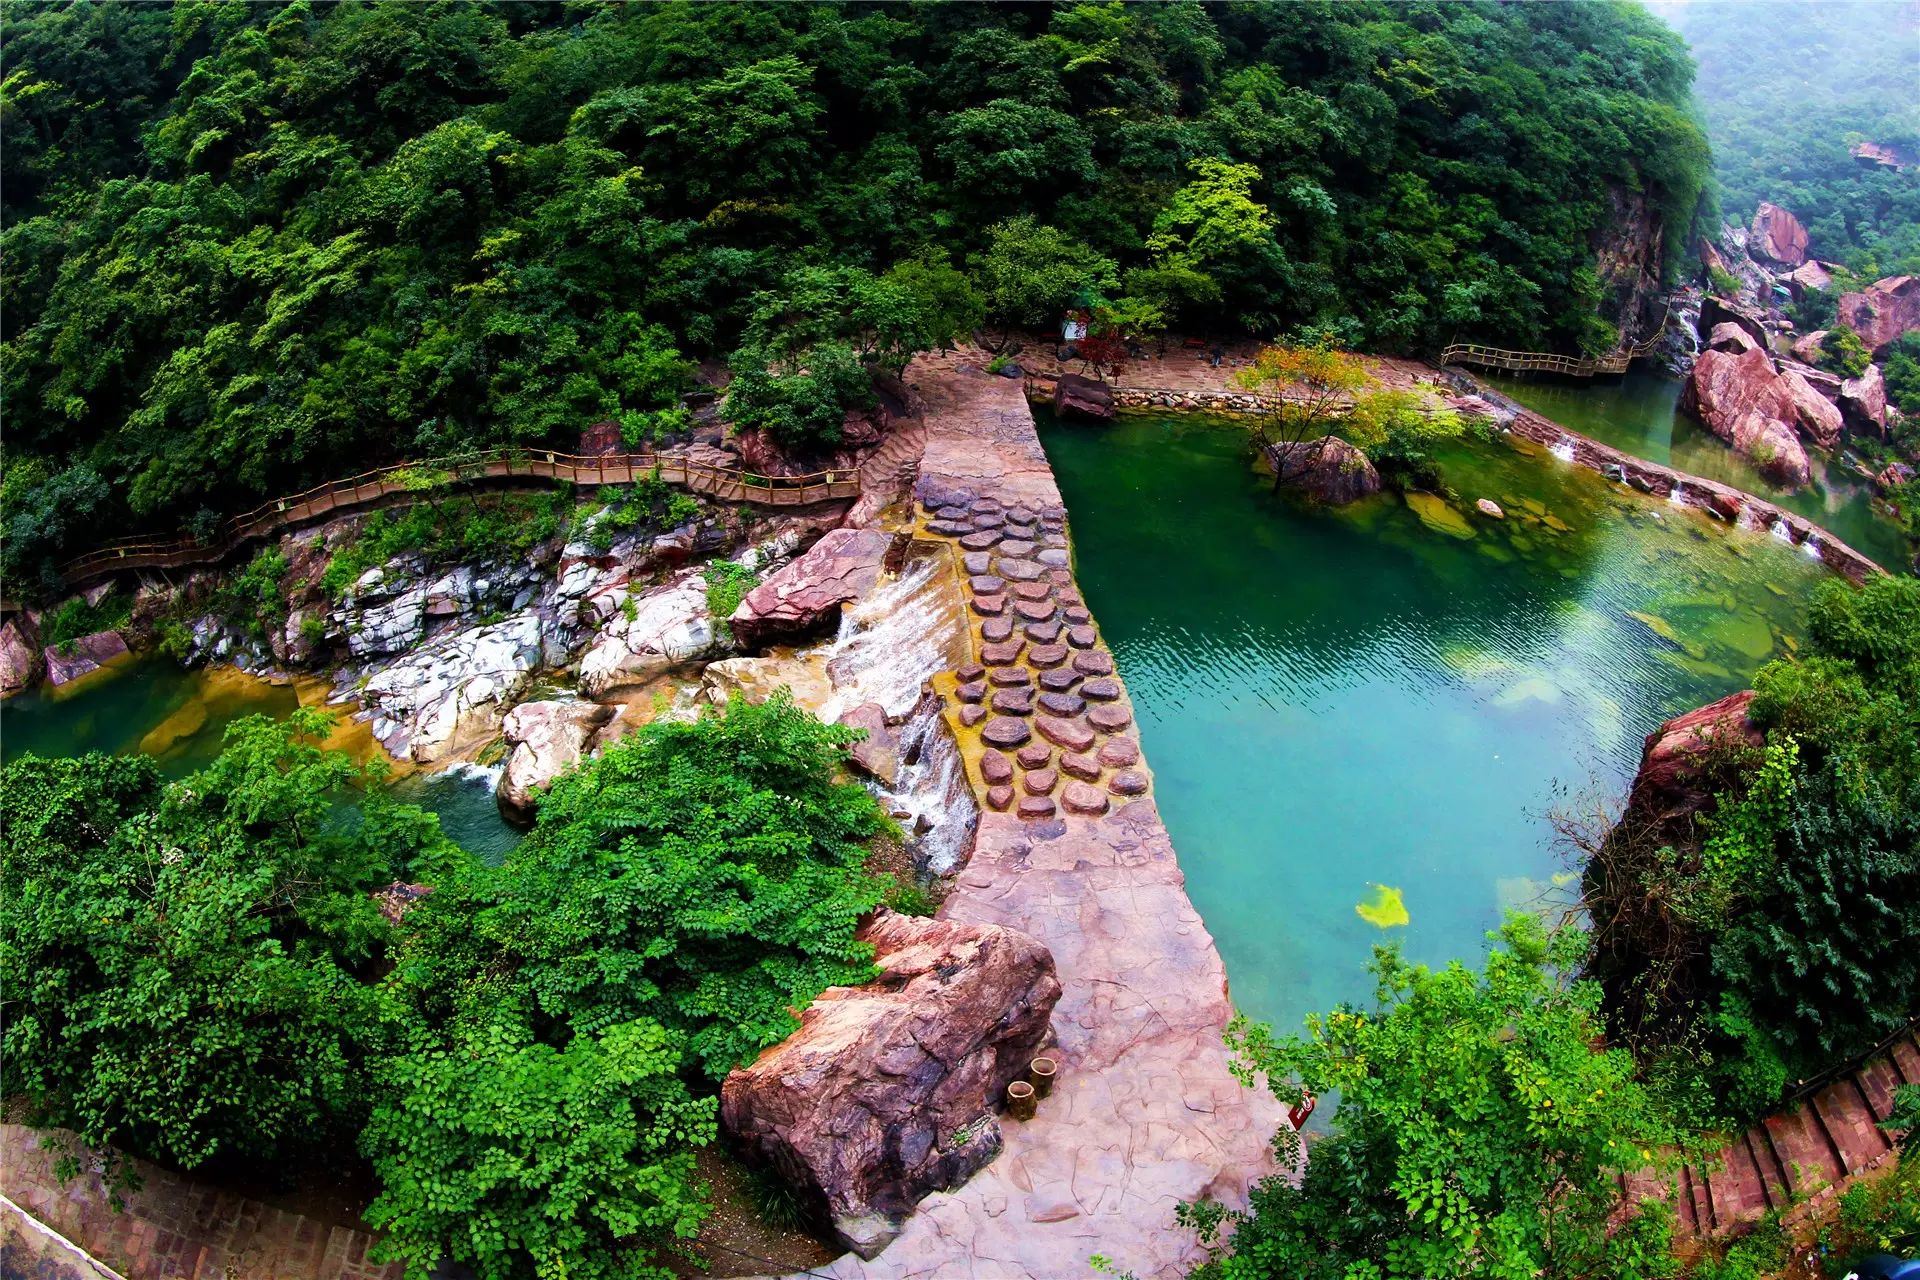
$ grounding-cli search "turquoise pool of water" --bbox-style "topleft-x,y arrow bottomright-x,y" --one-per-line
1036,412 -> 1829,1034
1481,370 -> 1909,570
0,657 -> 522,861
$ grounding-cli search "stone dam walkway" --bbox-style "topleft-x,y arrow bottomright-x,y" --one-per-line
810,351 -> 1289,1279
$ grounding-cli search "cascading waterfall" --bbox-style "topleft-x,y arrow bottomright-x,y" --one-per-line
1802,534 -> 1824,560
1668,482 -> 1686,506
817,546 -> 980,875
1549,437 -> 1577,462
1769,517 -> 1796,543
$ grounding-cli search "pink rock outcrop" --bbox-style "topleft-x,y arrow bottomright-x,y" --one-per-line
1836,276 -> 1920,355
1787,260 -> 1833,296
1790,330 -> 1828,364
43,630 -> 129,686
1627,690 -> 1765,825
1681,347 -> 1813,488
1778,366 -> 1845,449
730,527 -> 892,649
0,616 -> 41,697
837,701 -> 900,785
497,699 -> 616,823
1841,364 -> 1888,436
721,908 -> 1061,1259
1749,202 -> 1810,266
1052,373 -> 1115,422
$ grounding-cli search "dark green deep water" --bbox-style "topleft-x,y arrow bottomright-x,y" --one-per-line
1035,412 -> 1829,1034
1482,370 -> 1909,570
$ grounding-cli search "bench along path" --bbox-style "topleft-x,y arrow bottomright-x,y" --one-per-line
812,351 -> 1289,1279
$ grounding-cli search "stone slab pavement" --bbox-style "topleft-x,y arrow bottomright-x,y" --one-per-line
808,352 -> 1290,1279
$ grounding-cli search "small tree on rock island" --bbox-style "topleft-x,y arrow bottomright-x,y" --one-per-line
1235,340 -> 1464,493
1184,916 -> 1687,1280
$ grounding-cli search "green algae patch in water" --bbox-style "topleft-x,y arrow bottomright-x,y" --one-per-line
1035,411 -> 1826,1035
1356,884 -> 1410,928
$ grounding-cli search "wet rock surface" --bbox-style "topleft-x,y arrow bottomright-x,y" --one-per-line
731,527 -> 892,649
43,630 -> 129,686
722,909 -> 1061,1260
497,699 -> 617,823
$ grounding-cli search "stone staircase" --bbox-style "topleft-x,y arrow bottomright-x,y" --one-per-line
1642,1029 -> 1920,1236
848,418 -> 927,528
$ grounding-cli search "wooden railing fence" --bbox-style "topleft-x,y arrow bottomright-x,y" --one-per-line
1440,317 -> 1671,378
56,448 -> 859,587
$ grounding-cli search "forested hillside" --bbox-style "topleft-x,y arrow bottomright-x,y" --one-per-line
1658,0 -> 1920,273
2,0 -> 1709,590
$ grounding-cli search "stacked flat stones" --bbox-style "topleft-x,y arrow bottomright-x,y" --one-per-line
923,497 -> 1150,820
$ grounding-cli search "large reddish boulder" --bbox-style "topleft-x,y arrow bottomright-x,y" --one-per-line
722,908 -> 1061,1259
1265,436 -> 1381,505
729,527 -> 891,649
1841,364 -> 1889,437
1698,293 -> 1770,352
1836,276 -> 1920,355
1,616 -> 41,697
1681,347 -> 1813,488
1627,690 -> 1765,825
1749,202 -> 1810,266
1790,330 -> 1828,364
1778,366 -> 1845,449
1053,372 -> 1115,422
1787,260 -> 1833,297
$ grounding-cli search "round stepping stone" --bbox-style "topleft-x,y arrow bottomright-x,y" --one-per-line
956,680 -> 986,703
1097,737 -> 1140,767
925,520 -> 970,537
969,575 -> 1006,595
1038,548 -> 1070,567
936,505 -> 968,521
1039,668 -> 1081,692
1061,782 -> 1109,815
998,558 -> 1044,582
1028,644 -> 1068,668
980,751 -> 1014,785
987,666 -> 1031,688
1061,751 -> 1101,781
1014,599 -> 1056,621
958,705 -> 987,727
990,689 -> 1033,715
1064,606 -> 1092,625
972,511 -> 1005,529
1023,769 -> 1058,796
1017,796 -> 1056,819
980,640 -> 1024,665
980,617 -> 1014,643
969,496 -> 1003,513
1001,539 -> 1037,558
981,716 -> 1030,748
1067,625 -> 1098,648
1039,692 -> 1085,716
1109,771 -> 1149,796
986,784 -> 1014,811
957,662 -> 986,681
973,595 -> 1005,617
1025,620 -> 1063,643
1072,651 -> 1114,676
1047,569 -> 1074,586
1007,506 -> 1037,524
1016,743 -> 1052,770
1011,581 -> 1053,602
1080,677 -> 1121,701
959,531 -> 1002,551
1037,715 -> 1095,753
1088,704 -> 1131,732
962,552 -> 992,575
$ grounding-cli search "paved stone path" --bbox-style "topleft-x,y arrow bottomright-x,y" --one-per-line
1,1127 -> 399,1280
812,351 -> 1289,1279
1636,1028 -> 1920,1238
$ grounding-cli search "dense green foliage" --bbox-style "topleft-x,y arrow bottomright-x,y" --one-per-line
3,0 -> 1711,589
1587,575 -> 1920,1120
2,693 -> 892,1278
1661,0 -> 1920,276
0,711 -> 411,1171
1188,917 -> 1684,1280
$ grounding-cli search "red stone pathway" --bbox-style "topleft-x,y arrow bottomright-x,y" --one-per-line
809,352 -> 1289,1279
1,1126 -> 399,1280
1640,1029 -> 1920,1237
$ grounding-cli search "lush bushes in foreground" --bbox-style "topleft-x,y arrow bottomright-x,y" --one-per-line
0,692 -> 890,1279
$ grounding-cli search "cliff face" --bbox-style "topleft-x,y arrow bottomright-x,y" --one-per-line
1593,183 -> 1668,342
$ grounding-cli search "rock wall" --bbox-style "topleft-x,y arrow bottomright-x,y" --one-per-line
1594,182 -> 1669,340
